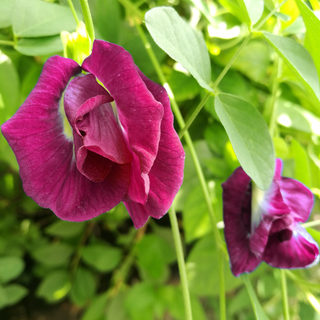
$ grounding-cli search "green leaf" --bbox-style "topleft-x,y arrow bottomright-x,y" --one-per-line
183,184 -> 211,243
238,0 -> 264,25
218,0 -> 248,24
0,256 -> 25,284
106,291 -> 130,320
216,41 -> 270,83
145,7 -> 212,92
0,51 -> 20,170
0,0 -> 16,28
242,274 -> 270,320
168,70 -> 200,102
189,0 -> 216,26
136,234 -> 175,280
13,0 -> 77,37
37,270 -> 71,303
228,287 -> 251,316
295,0 -> 320,78
46,220 -> 85,238
125,283 -> 156,320
158,285 -> 208,320
82,244 -> 122,273
290,139 -> 311,188
15,36 -> 63,56
174,140 -> 213,211
186,235 -> 243,296
81,293 -> 108,320
32,243 -> 73,267
232,41 -> 270,83
70,267 -> 96,306
276,99 -> 320,135
262,32 -> 320,104
0,285 -> 8,309
214,94 -> 275,190
4,284 -> 28,306
0,51 -> 20,124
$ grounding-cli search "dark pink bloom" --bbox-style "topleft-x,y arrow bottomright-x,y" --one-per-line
1,40 -> 185,228
222,158 -> 319,277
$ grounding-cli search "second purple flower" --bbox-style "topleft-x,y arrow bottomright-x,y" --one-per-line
222,158 -> 319,277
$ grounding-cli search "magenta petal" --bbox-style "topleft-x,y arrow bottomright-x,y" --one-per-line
1,56 -> 130,221
222,167 -> 262,276
279,177 -> 314,223
76,102 -> 132,164
249,216 -> 273,259
82,40 -> 164,174
264,224 -> 319,269
125,153 -> 148,205
64,74 -> 112,125
261,182 -> 291,216
123,73 -> 185,229
270,214 -> 293,234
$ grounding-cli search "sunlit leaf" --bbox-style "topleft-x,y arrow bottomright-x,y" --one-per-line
238,0 -> 264,25
15,36 -> 63,56
145,7 -> 213,92
37,270 -> 71,303
215,94 -> 275,190
276,100 -> 320,135
290,139 -> 311,188
13,0 -> 77,37
262,32 -> 320,104
0,0 -> 16,28
295,0 -> 320,79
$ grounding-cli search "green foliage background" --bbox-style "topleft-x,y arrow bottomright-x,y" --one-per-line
1,0 -> 320,319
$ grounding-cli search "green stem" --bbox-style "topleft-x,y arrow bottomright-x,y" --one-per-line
179,33 -> 251,138
179,92 -> 211,139
253,0 -> 289,31
268,44 -> 281,137
219,250 -> 226,320
79,0 -> 95,41
0,40 -> 15,46
168,207 -> 193,320
135,20 -> 224,252
280,270 -> 290,320
68,0 -> 80,25
117,0 -> 143,20
302,219 -> 320,228
178,0 -> 289,138
242,274 -> 269,320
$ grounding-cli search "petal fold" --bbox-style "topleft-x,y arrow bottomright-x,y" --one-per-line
82,40 -> 164,175
123,73 -> 185,229
279,177 -> 314,223
264,224 -> 319,269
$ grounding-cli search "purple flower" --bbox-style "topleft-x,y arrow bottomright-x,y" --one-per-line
222,158 -> 319,277
1,40 -> 185,229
